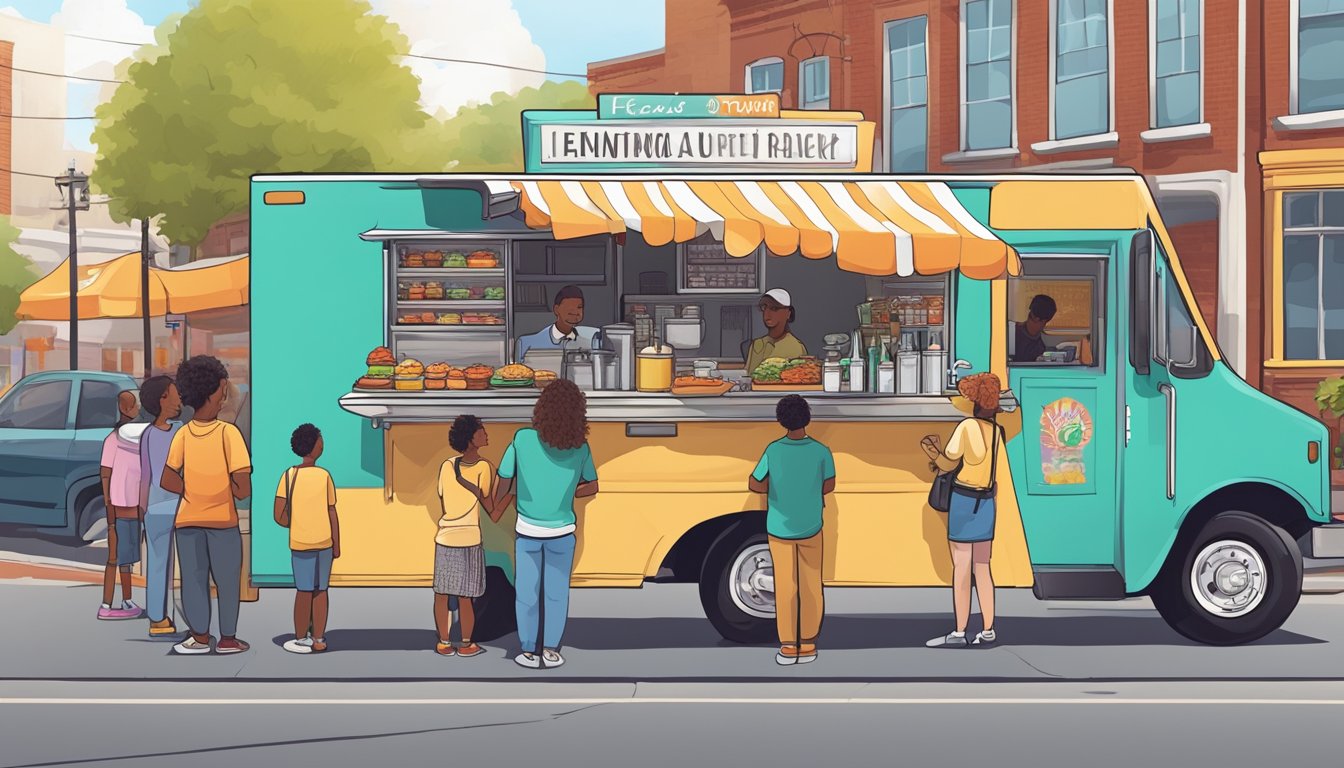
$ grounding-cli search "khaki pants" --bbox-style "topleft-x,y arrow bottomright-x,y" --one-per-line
769,533 -> 824,647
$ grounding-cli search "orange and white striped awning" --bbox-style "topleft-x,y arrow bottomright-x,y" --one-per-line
508,179 -> 1020,279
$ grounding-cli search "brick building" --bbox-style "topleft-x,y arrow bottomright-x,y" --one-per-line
590,0 -> 1344,431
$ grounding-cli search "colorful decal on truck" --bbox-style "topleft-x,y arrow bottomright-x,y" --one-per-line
1040,396 -> 1093,485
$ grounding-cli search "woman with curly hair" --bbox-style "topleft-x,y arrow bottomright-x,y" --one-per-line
494,379 -> 598,669
919,372 -> 1005,648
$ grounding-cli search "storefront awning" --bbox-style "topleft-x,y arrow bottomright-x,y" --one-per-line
16,252 -> 249,321
509,179 -> 1021,279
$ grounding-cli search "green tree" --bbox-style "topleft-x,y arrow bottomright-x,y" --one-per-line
439,81 -> 595,171
91,0 -> 445,246
0,215 -> 38,336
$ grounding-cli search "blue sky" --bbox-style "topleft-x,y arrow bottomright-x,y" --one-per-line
5,0 -> 665,149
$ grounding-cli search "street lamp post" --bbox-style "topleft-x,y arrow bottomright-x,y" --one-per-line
141,217 -> 152,380
54,162 -> 90,371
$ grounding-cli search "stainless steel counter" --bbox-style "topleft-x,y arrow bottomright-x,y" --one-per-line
338,389 -> 1017,425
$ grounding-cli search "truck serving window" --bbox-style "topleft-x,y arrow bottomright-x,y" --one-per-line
1007,256 -> 1106,368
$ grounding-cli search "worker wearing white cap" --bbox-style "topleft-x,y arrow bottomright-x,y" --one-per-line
745,288 -> 808,376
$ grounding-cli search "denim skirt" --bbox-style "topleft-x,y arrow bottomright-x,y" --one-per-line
947,487 -> 996,543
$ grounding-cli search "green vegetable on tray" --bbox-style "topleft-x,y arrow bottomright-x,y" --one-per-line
445,252 -> 467,267
751,357 -> 788,382
483,287 -> 505,300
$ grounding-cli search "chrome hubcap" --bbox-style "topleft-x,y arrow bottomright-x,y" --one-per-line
1190,540 -> 1267,618
729,543 -> 775,618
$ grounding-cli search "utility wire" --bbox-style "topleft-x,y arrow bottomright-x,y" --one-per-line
0,62 -> 125,84
64,31 -> 590,78
0,166 -> 59,179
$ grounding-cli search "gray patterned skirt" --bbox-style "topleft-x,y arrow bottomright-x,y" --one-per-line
433,544 -> 486,597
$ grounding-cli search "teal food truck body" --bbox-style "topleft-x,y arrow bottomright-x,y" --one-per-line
249,170 -> 1339,646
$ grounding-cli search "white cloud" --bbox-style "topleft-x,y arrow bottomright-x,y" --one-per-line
50,0 -> 154,79
371,0 -> 547,115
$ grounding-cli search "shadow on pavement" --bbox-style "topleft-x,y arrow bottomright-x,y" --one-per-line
291,614 -> 1322,653
0,524 -> 106,568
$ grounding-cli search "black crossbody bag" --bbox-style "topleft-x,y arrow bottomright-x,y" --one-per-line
928,420 -> 1002,512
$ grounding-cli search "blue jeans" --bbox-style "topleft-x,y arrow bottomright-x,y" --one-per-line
292,548 -> 334,592
514,534 -> 576,653
143,505 -> 177,623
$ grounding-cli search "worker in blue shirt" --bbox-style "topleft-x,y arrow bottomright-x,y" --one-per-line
515,285 -> 601,363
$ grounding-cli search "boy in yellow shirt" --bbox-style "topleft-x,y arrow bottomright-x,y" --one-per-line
275,424 -> 341,654
434,415 -> 509,657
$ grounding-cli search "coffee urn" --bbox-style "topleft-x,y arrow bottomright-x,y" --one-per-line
601,323 -> 636,391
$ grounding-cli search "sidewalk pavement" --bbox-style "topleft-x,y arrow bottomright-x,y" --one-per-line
3,581 -> 1343,684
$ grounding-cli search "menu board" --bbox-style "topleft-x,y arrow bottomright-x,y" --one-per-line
1010,279 -> 1093,331
679,239 -> 760,292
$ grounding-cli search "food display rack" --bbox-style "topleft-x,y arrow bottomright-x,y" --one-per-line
386,239 -> 512,364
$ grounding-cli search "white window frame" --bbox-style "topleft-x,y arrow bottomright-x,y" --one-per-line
1045,0 -> 1116,142
959,0 -> 1018,153
1282,189 -> 1344,361
799,56 -> 831,110
883,16 -> 931,172
745,56 -> 785,95
1147,0 -> 1204,129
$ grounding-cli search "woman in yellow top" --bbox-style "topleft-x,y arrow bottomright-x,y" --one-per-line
434,415 -> 511,658
920,372 -> 1005,649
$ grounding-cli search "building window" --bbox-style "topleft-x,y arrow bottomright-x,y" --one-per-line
886,16 -> 929,172
1282,190 -> 1344,360
745,57 -> 784,95
1152,0 -> 1201,127
962,0 -> 1014,151
1296,0 -> 1344,114
1053,0 -> 1110,139
800,57 -> 830,110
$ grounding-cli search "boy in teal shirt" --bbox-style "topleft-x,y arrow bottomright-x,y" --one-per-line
749,395 -> 836,666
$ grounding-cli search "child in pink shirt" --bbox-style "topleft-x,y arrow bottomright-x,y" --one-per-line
98,390 -> 146,621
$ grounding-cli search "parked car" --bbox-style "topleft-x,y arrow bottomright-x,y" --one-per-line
0,371 -> 141,541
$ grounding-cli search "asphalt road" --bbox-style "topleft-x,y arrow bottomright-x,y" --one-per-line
5,533 -> 1344,767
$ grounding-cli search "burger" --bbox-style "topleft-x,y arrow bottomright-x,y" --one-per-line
533,370 -> 558,389
447,367 -> 467,390
424,362 -> 452,390
357,347 -> 396,389
423,251 -> 444,268
395,358 -> 426,391
496,363 -> 534,382
463,364 -> 493,391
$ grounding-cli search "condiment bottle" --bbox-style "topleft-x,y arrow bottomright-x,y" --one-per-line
848,355 -> 865,393
878,360 -> 895,393
866,345 -> 881,393
823,361 -> 842,392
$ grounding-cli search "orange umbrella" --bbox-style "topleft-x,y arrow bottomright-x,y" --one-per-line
16,252 -> 248,321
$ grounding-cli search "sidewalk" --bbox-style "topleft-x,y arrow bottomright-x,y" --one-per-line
3,581 -> 1343,684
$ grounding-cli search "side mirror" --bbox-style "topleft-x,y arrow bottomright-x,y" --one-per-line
1168,326 -> 1199,371
1129,231 -> 1152,375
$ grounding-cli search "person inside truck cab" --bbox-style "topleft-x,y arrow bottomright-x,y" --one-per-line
1013,294 -> 1057,363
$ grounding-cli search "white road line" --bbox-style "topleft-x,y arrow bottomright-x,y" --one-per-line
3,697 -> 1344,706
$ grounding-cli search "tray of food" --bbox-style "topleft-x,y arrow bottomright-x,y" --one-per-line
750,357 -> 823,389
671,377 -> 734,396
466,249 -> 500,269
424,363 -> 467,390
490,363 -> 535,388
393,359 -> 425,391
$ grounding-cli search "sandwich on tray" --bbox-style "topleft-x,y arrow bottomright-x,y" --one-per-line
356,347 -> 397,389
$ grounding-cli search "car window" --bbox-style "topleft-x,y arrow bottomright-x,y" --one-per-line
0,380 -> 73,430
76,380 -> 126,430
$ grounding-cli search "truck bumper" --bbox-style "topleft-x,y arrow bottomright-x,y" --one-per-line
1310,524 -> 1344,559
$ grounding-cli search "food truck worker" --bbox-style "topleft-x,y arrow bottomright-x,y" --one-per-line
1013,294 -> 1057,363
515,285 -> 601,362
744,288 -> 808,375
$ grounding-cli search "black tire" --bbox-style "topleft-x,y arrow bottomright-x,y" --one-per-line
75,493 -> 107,543
471,567 -> 517,643
699,522 -> 776,644
1150,511 -> 1303,646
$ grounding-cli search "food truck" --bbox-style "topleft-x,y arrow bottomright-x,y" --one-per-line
249,99 -> 1338,647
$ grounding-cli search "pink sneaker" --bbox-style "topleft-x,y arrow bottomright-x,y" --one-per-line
97,605 -> 142,621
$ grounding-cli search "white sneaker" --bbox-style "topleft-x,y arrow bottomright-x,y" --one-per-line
172,636 -> 213,655
542,649 -> 565,669
121,600 -> 143,615
283,637 -> 314,655
972,630 -> 998,646
925,632 -> 968,648
514,652 -> 541,669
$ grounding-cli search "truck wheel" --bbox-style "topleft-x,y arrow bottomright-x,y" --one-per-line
471,567 -> 517,643
75,495 -> 107,543
699,523 -> 776,644
1150,511 -> 1302,646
